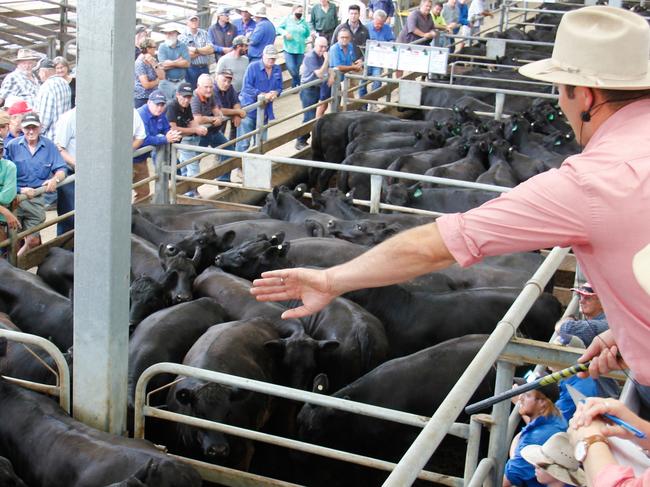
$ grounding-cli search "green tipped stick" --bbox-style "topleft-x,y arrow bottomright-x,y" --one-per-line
465,362 -> 589,415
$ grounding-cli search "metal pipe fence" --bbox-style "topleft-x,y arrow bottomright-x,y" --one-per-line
0,328 -> 71,413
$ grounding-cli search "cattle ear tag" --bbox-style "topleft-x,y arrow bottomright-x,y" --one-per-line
512,124 -> 518,132
488,145 -> 493,154
277,245 -> 283,250
317,384 -> 324,391
547,113 -> 555,121
413,188 -> 423,198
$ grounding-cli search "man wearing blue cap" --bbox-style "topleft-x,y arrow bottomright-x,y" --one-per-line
134,90 -> 181,202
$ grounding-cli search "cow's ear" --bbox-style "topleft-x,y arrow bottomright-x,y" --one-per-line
310,188 -> 323,206
318,339 -> 339,352
293,183 -> 307,198
264,339 -> 286,355
414,131 -> 422,140
312,373 -> 329,394
220,230 -> 236,250
408,182 -> 422,198
269,231 -> 285,245
344,189 -> 355,204
175,388 -> 194,406
158,244 -> 169,271
305,219 -> 326,237
272,186 -> 280,198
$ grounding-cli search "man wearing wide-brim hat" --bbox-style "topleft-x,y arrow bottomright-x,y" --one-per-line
0,49 -> 42,108
251,1 -> 650,440
157,25 -> 191,101
232,5 -> 256,37
247,3 -> 276,63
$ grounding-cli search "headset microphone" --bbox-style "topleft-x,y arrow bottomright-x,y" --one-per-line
581,111 -> 591,122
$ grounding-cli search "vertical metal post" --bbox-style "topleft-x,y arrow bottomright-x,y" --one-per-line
494,92 -> 505,120
504,1 -> 510,30
59,0 -> 69,56
197,0 -> 210,29
386,70 -> 393,103
47,36 -> 57,59
256,94 -> 266,154
74,0 -> 135,434
170,144 -> 178,204
331,71 -> 340,113
499,2 -> 506,32
464,417 -> 483,486
369,175 -> 382,213
7,227 -> 18,266
487,360 -> 516,486
154,145 -> 170,204
342,74 -> 350,111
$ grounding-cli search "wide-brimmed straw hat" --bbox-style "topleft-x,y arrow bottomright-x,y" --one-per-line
13,49 -> 42,63
521,433 -> 587,486
633,244 -> 650,296
252,3 -> 268,18
519,6 -> 650,90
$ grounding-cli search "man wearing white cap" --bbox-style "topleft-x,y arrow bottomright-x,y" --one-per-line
157,25 -> 191,101
208,7 -> 237,64
247,4 -> 277,63
237,45 -> 283,152
0,49 -> 41,108
251,7 -> 650,397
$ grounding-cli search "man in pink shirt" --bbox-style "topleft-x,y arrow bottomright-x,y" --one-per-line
252,9 -> 650,481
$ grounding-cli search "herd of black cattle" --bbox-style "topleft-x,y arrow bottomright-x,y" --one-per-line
0,4 -> 619,485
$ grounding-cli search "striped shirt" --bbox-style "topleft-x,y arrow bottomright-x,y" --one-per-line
180,28 -> 212,66
34,75 -> 71,140
0,69 -> 40,107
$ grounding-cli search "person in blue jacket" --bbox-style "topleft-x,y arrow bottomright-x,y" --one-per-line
504,379 -> 568,487
248,4 -> 277,63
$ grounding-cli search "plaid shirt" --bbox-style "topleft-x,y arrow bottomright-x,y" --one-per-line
180,28 -> 212,66
0,69 -> 40,107
34,75 -> 71,140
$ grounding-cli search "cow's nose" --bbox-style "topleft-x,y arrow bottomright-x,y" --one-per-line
174,294 -> 191,303
206,444 -> 229,457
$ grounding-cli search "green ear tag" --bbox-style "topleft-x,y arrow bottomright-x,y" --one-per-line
548,113 -> 555,121
512,124 -> 518,132
413,188 -> 423,198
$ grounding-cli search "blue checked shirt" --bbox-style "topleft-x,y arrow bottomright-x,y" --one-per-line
0,69 -> 40,107
34,75 -> 71,140
179,28 -> 212,66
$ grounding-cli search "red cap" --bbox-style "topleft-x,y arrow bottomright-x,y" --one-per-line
7,100 -> 31,116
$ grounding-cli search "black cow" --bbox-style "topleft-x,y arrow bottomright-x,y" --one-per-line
345,131 -> 429,157
424,140 -> 489,185
295,335 -> 495,487
127,297 -> 227,409
135,205 -> 267,230
385,137 -> 468,183
0,313 -> 73,386
0,379 -> 201,487
384,182 -> 499,213
345,286 -> 561,357
129,276 -> 169,328
0,456 -> 26,487
167,318 -> 282,468
0,259 -> 73,351
37,247 -> 74,298
476,142 -> 519,187
215,233 -> 290,281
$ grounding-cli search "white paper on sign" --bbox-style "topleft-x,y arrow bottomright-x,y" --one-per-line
397,47 -> 430,73
428,48 -> 449,74
242,156 -> 272,189
486,38 -> 506,60
366,43 -> 399,69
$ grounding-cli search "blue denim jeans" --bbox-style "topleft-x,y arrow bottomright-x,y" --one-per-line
235,116 -> 258,152
368,66 -> 382,91
186,65 -> 209,90
298,86 -> 320,143
199,130 -> 229,163
284,52 -> 304,88
56,180 -> 75,235
179,135 -> 201,177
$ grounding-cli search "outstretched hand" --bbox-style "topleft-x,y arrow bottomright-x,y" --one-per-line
250,267 -> 337,319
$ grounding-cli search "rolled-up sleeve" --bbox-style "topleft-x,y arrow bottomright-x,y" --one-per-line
595,465 -> 650,487
437,168 -> 590,267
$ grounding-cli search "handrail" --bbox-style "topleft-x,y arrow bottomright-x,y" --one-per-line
382,246 -> 571,486
0,328 -> 71,413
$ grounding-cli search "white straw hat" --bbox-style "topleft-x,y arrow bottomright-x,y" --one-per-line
519,6 -> 650,90
252,3 -> 268,18
521,433 -> 587,486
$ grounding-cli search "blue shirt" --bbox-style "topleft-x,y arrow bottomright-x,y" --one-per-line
239,61 -> 283,121
329,42 -> 356,68
156,41 -> 190,81
248,18 -> 277,59
458,3 -> 469,26
300,51 -> 326,84
369,0 -> 395,18
232,17 -> 256,37
134,104 -> 171,163
556,375 -> 603,422
5,135 -> 67,190
505,415 -> 567,487
366,21 -> 395,42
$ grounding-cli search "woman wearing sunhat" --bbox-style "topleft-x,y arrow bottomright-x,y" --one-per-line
521,432 -> 586,487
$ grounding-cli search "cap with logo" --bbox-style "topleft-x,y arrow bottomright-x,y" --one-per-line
570,282 -> 597,297
21,113 -> 41,128
218,68 -> 234,78
232,35 -> 249,46
263,45 -> 278,59
187,13 -> 199,21
217,6 -> 230,16
148,90 -> 167,104
177,82 -> 194,97
36,57 -> 55,70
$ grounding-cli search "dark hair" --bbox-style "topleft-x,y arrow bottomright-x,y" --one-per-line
337,27 -> 352,37
434,1 -> 444,7
348,4 -> 360,11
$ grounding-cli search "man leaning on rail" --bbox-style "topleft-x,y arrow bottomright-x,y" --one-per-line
251,6 -> 650,481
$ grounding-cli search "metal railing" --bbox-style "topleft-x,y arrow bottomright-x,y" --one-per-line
0,328 -> 71,413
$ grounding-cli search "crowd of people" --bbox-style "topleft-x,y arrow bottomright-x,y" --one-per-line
0,0 -> 483,254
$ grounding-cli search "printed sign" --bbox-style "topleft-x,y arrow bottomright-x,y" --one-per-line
428,48 -> 449,74
366,42 -> 399,70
